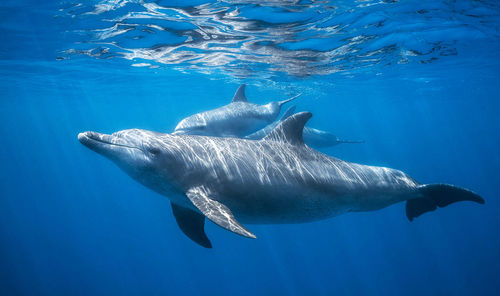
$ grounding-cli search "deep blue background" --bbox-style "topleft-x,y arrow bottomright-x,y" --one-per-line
1,1 -> 499,295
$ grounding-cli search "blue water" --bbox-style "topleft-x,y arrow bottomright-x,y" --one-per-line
1,0 -> 499,295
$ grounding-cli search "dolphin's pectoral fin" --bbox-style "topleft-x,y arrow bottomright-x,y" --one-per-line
171,202 -> 212,248
185,187 -> 257,239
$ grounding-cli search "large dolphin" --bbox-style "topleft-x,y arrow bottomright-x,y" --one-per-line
78,112 -> 484,248
245,106 -> 364,148
173,84 -> 300,137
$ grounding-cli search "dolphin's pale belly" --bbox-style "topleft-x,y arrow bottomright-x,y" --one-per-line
166,137 -> 419,224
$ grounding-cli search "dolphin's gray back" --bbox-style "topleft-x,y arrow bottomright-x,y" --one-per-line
247,124 -> 340,146
302,126 -> 340,148
164,135 -> 416,191
245,105 -> 296,140
244,121 -> 279,140
245,115 -> 362,148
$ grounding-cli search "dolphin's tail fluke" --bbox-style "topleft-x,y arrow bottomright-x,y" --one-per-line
278,93 -> 301,107
406,184 -> 484,221
336,139 -> 365,144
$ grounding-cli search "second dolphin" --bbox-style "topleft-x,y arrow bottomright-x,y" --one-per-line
173,85 -> 300,137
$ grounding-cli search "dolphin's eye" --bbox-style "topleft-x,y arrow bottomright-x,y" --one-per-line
148,147 -> 161,156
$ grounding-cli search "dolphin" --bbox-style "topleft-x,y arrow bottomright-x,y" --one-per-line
173,84 -> 300,137
78,112 -> 484,248
245,106 -> 364,148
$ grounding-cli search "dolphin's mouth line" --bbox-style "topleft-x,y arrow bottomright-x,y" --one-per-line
79,132 -> 143,152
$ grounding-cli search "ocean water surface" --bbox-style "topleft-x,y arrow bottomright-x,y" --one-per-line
1,0 -> 500,295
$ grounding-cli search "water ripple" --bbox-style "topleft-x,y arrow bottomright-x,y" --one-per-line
58,0 -> 500,80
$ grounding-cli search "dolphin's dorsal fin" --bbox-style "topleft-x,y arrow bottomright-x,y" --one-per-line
232,84 -> 247,103
186,186 -> 257,239
279,106 -> 296,121
263,111 -> 312,145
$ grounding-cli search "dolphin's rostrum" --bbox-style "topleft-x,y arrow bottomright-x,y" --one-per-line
78,112 -> 484,248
